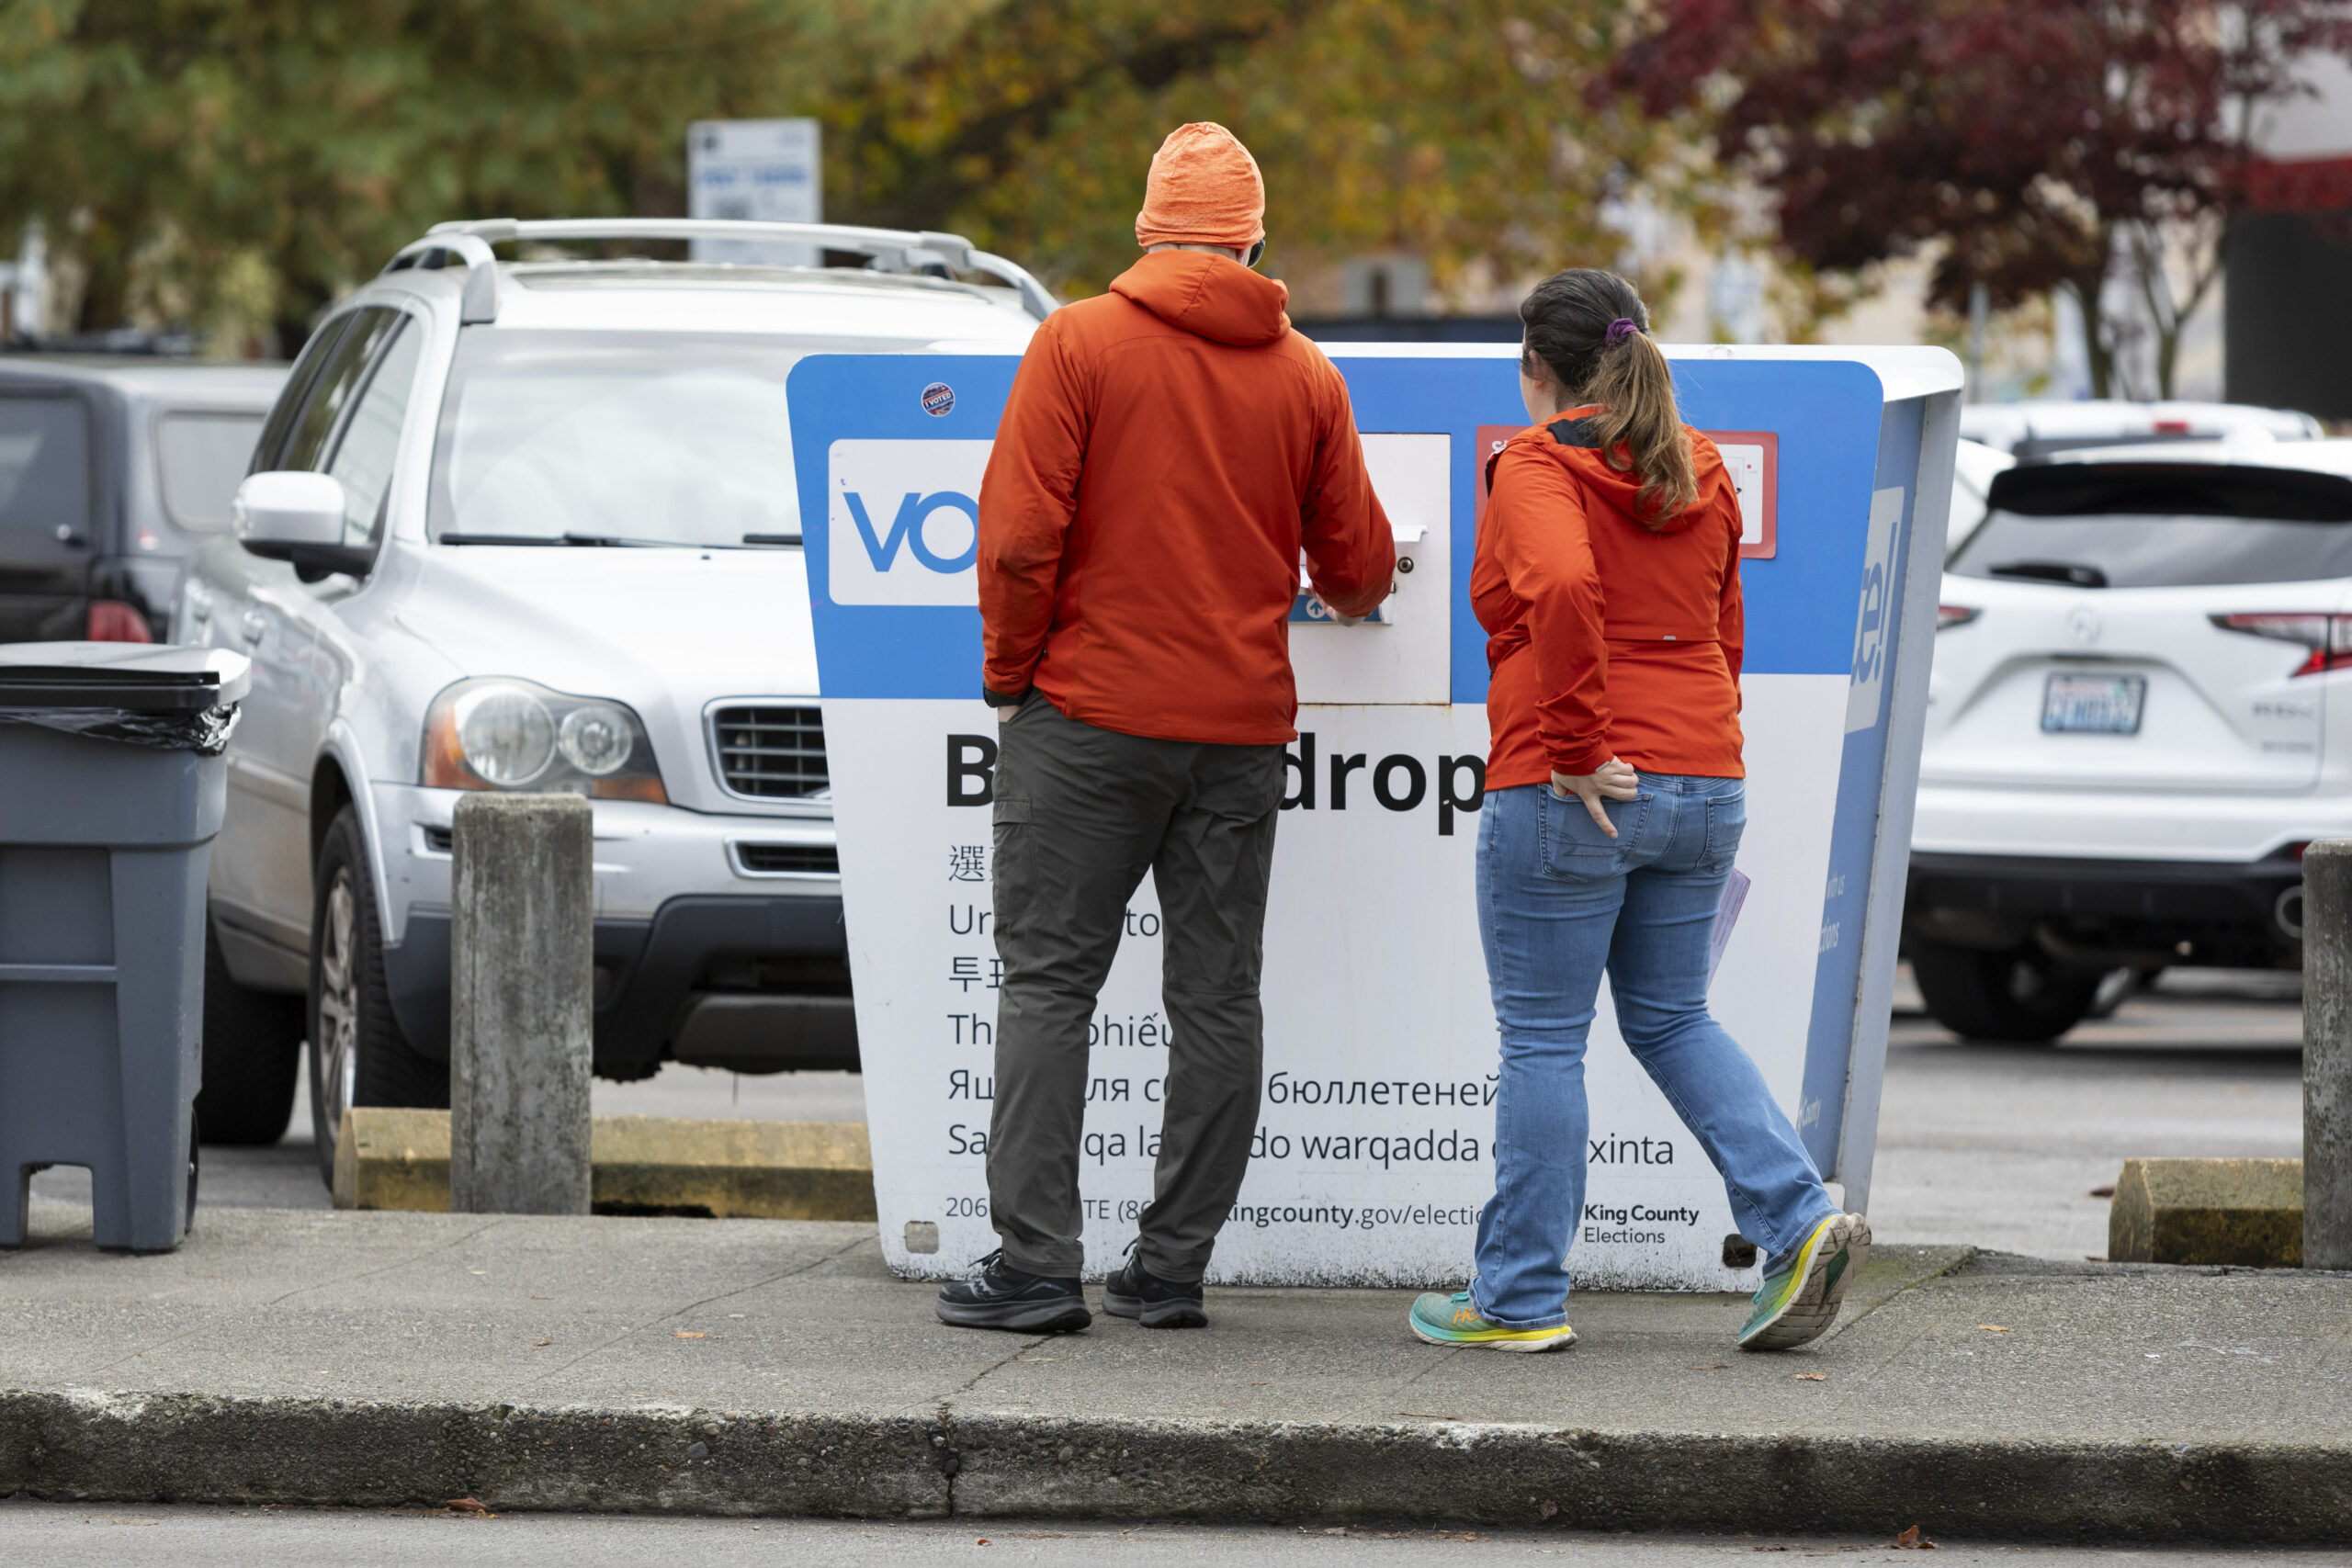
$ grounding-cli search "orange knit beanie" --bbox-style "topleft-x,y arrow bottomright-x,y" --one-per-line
1134,123 -> 1266,251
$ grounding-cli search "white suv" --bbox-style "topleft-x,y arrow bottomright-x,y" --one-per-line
1909,439 -> 2352,1039
175,219 -> 1047,1175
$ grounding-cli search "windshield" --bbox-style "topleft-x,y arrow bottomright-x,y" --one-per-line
1951,511 -> 2352,589
428,330 -> 857,547
0,396 -> 89,547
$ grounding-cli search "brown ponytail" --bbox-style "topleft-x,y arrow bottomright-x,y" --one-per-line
1518,269 -> 1699,527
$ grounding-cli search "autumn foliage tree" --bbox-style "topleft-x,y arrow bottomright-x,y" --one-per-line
1601,0 -> 2352,397
823,0 -> 1676,300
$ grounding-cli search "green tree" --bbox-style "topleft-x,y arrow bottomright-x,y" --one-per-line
0,0 -> 945,349
2,0 -> 1680,347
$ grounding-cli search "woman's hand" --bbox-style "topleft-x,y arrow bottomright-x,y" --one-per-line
1551,758 -> 1640,838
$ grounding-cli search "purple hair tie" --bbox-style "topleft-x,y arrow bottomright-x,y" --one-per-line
1605,317 -> 1642,346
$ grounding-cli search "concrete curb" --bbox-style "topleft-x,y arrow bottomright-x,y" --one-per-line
6,1389 -> 2349,1541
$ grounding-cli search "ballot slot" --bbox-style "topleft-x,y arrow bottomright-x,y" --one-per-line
1293,524 -> 1423,626
1289,431 -> 1451,705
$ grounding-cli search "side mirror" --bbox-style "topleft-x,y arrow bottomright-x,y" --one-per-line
232,471 -> 374,581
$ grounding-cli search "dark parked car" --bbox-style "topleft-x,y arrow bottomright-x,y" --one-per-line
0,357 -> 286,643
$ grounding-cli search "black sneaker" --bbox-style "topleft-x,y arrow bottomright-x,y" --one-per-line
936,1250 -> 1092,1332
1102,1254 -> 1207,1329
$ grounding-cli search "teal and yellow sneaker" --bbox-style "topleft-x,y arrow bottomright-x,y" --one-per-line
1737,1213 -> 1871,1351
1408,1291 -> 1577,1353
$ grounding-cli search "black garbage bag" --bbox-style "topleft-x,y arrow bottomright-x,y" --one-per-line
0,642 -> 253,755
0,702 -> 242,755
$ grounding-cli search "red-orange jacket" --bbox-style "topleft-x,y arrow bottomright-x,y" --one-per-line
1474,411 -> 1746,788
978,249 -> 1395,744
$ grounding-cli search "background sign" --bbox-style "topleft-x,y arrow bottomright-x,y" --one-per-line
1475,423 -> 1777,557
792,344 -> 1962,1289
688,118 -> 820,266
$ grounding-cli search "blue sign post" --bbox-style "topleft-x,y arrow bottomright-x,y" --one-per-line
792,344 -> 1961,1287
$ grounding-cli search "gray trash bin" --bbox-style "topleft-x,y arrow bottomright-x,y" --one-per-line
0,642 -> 249,1252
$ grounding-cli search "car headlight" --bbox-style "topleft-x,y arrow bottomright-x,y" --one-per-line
559,703 -> 634,775
424,678 -> 666,802
456,685 -> 555,784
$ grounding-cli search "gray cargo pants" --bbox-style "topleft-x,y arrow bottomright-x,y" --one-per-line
988,692 -> 1285,1283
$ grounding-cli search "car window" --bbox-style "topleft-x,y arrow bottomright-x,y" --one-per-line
278,309 -> 400,472
1951,512 -> 2352,589
1952,464 -> 2352,589
322,319 -> 423,547
156,412 -> 266,531
429,329 -> 858,547
251,313 -> 354,473
0,396 -> 91,555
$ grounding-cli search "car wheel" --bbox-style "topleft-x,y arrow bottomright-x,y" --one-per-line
1909,938 -> 2101,1043
193,917 -> 304,1146
309,806 -> 447,1187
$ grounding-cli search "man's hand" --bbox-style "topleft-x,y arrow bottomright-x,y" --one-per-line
1550,758 -> 1640,838
1304,589 -> 1364,627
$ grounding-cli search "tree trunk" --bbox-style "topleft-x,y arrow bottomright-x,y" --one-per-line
70,213 -> 133,339
2069,270 -> 2115,401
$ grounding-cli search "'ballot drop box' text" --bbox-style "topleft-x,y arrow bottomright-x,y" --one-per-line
790,344 -> 1962,1289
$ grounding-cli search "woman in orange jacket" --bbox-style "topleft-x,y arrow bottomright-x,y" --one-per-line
1408,270 -> 1868,1354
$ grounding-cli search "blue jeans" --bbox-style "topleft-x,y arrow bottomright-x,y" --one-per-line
1470,776 -> 1836,1328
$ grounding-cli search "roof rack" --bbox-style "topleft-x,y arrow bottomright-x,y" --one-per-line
380,219 -> 1057,322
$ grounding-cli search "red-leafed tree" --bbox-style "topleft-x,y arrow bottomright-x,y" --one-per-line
1601,0 -> 2352,397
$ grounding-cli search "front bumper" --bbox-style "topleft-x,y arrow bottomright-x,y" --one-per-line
384,893 -> 855,1075
1905,850 -> 2305,969
372,784 -> 839,937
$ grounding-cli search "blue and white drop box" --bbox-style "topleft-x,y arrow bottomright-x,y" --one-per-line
789,344 -> 1962,1289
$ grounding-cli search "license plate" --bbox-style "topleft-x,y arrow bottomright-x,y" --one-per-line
2041,672 -> 2146,735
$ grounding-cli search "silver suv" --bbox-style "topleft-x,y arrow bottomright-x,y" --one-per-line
176,219 -> 1048,1176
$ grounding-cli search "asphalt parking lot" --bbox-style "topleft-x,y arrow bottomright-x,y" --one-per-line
33,969 -> 2303,1262
1871,967 -> 2301,1258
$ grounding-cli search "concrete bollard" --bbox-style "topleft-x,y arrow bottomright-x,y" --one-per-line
449,792 -> 594,1215
2305,840 -> 2352,1269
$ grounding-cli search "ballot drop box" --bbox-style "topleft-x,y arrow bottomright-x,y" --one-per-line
790,344 -> 1962,1289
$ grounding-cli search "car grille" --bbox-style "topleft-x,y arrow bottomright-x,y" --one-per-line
732,842 -> 840,875
709,705 -> 829,799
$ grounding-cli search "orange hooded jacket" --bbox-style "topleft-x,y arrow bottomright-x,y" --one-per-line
1473,411 -> 1747,789
978,249 -> 1395,744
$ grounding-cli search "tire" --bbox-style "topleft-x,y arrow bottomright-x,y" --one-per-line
309,806 -> 447,1187
193,918 -> 305,1146
1909,938 -> 2101,1043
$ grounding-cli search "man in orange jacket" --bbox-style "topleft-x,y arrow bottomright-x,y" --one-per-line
937,122 -> 1395,1333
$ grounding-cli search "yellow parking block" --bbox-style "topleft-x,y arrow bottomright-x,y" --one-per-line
333,1108 -> 876,1222
2108,1156 -> 2301,1268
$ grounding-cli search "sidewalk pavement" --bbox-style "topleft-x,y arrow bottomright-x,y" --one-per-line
4,1197 -> 2349,1541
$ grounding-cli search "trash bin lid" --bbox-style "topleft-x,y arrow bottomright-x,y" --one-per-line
0,642 -> 252,710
